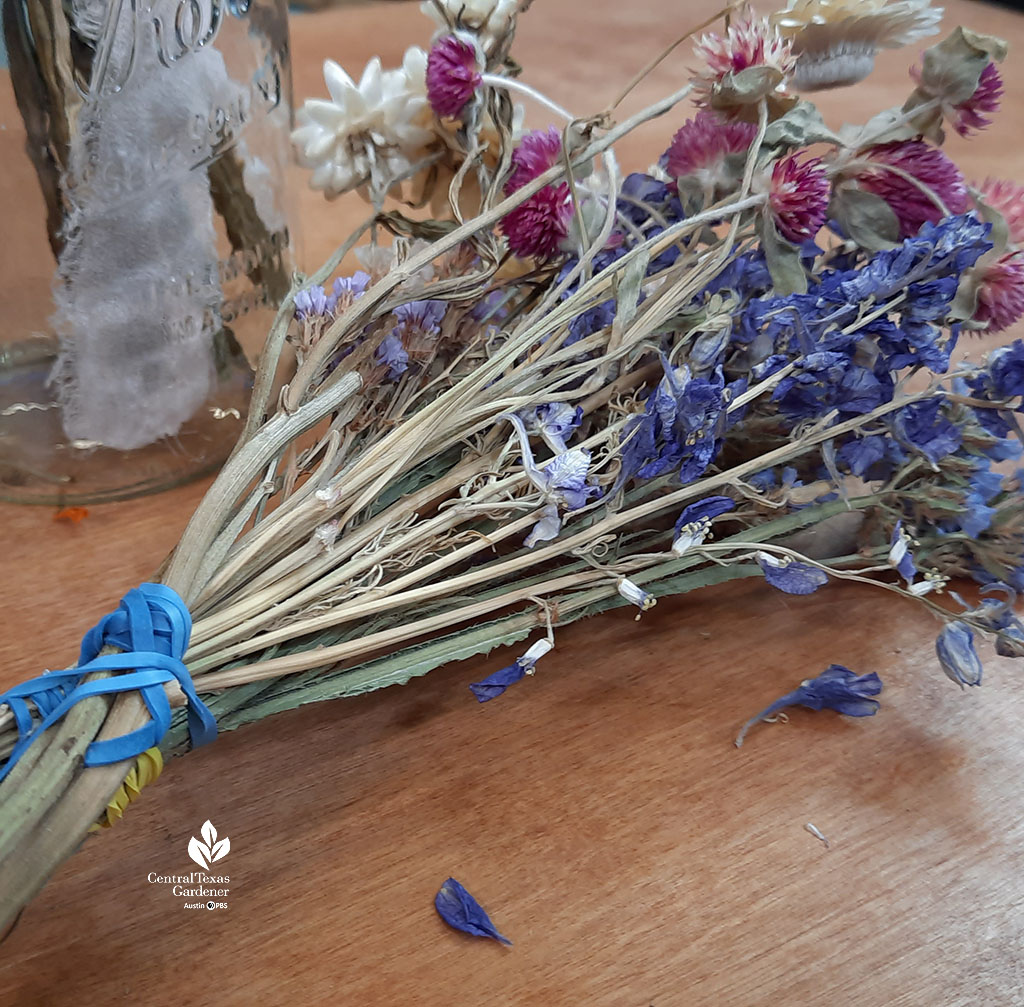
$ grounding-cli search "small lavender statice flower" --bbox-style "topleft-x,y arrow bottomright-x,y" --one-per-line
756,552 -> 829,595
936,622 -> 983,688
375,333 -> 409,379
469,639 -> 551,702
294,284 -> 330,320
426,34 -> 482,118
735,665 -> 882,747
435,878 -> 512,945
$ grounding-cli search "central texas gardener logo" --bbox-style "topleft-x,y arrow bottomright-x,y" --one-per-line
187,820 -> 231,870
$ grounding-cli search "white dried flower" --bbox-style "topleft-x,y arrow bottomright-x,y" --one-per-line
421,0 -> 520,52
291,50 -> 434,199
771,0 -> 942,91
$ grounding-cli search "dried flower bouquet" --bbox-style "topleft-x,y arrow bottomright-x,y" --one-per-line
2,0 -> 1024,932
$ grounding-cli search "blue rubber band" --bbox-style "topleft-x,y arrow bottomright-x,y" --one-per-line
0,584 -> 216,784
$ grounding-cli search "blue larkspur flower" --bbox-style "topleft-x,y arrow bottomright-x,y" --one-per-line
736,213 -> 991,378
958,463 -> 1004,538
541,449 -> 600,510
888,521 -> 917,583
837,434 -> 906,481
524,503 -> 562,549
766,350 -> 891,421
735,664 -> 882,746
951,585 -> 1024,658
757,552 -> 829,595
986,339 -> 1024,399
521,402 -> 583,454
618,360 -> 726,488
434,878 -> 512,945
936,622 -> 983,688
672,495 -> 735,555
892,399 -> 962,464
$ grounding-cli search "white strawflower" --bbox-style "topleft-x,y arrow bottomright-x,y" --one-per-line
291,50 -> 434,199
420,0 -> 520,51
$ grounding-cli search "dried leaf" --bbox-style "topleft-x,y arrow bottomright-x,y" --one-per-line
763,101 -> 841,149
757,213 -> 807,296
828,186 -> 900,253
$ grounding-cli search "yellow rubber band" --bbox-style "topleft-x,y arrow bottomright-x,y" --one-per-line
89,747 -> 164,831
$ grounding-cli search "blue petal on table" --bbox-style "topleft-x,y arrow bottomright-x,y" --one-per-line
434,878 -> 512,945
757,552 -> 829,595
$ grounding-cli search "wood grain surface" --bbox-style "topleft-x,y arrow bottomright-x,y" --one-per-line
2,2 -> 1024,1004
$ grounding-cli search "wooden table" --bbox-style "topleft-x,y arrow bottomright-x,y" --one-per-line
3,1 -> 1024,1003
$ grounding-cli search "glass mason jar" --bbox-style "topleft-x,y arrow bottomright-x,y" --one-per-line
0,0 -> 295,503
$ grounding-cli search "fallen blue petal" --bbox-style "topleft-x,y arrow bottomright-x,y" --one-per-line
757,553 -> 829,595
735,664 -> 882,746
435,878 -> 512,945
469,662 -> 526,703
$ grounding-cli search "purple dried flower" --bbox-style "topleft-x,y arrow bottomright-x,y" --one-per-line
375,333 -> 409,379
294,285 -> 330,319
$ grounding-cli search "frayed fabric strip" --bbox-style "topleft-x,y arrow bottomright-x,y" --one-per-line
0,583 -> 216,783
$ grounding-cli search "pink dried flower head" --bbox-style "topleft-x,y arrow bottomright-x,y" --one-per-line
502,184 -> 573,259
974,252 -> 1024,334
692,5 -> 797,104
426,35 -> 482,118
507,126 -> 563,191
769,154 -> 830,243
855,140 -> 969,239
910,60 -> 1002,137
976,178 -> 1024,246
663,111 -> 757,187
502,127 -> 572,259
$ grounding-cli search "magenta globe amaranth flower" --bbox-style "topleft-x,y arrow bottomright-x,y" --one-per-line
691,4 -> 797,108
426,34 -> 482,118
974,253 -> 1024,334
769,153 -> 829,243
910,60 -> 1003,138
501,127 -> 573,260
977,178 -> 1024,246
853,140 -> 969,239
951,61 -> 1003,137
663,111 -> 757,189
